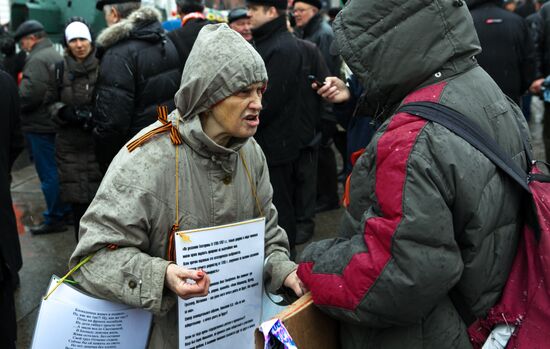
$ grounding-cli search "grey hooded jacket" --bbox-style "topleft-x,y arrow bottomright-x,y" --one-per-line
70,24 -> 296,349
297,1 -> 530,348
19,38 -> 62,133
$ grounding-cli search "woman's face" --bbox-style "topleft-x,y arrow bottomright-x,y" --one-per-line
205,82 -> 264,145
68,38 -> 92,61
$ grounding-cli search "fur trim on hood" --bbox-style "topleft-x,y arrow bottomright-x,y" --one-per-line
96,6 -> 162,50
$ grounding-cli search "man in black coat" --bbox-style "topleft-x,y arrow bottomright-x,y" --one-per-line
468,0 -> 536,104
293,40 -> 330,245
528,1 -> 550,159
293,0 -> 342,215
16,20 -> 69,235
93,1 -> 181,172
246,0 -> 304,253
293,0 -> 339,74
0,34 -> 26,82
0,70 -> 24,349
167,0 -> 211,74
516,0 -> 537,17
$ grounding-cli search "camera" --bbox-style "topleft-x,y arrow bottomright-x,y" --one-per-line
74,107 -> 94,131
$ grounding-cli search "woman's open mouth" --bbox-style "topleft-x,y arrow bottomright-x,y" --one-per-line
244,114 -> 260,127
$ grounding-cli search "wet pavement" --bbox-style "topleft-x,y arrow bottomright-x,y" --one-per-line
11,154 -> 78,349
11,113 -> 546,348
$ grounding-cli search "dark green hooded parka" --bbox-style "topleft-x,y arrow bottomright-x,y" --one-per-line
297,0 -> 530,348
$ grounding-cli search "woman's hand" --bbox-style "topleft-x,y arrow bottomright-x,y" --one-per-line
283,270 -> 308,298
313,76 -> 351,104
164,264 -> 210,299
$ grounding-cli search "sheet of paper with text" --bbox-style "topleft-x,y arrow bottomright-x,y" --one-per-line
31,276 -> 152,349
175,217 -> 266,349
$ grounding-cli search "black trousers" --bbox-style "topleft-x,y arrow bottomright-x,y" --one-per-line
0,259 -> 17,349
317,120 -> 339,207
544,102 -> 550,161
317,144 -> 339,207
294,147 -> 318,236
269,162 -> 297,249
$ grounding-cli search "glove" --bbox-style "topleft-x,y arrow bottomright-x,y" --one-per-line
59,106 -> 94,127
59,106 -> 78,123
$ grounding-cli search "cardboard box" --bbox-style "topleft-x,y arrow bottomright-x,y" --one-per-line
255,293 -> 339,349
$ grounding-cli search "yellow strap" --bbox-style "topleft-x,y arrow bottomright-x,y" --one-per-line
43,253 -> 95,300
174,150 -> 263,245
240,150 -> 264,217
175,116 -> 180,226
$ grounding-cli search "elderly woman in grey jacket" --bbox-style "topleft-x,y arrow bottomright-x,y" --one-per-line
69,24 -> 303,348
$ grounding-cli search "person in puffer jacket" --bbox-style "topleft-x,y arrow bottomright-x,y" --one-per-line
45,19 -> 102,241
93,2 -> 181,172
297,0 -> 531,348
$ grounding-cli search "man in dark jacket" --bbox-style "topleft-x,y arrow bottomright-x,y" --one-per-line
526,0 -> 548,81
293,40 -> 330,245
246,0 -> 304,252
228,7 -> 252,41
16,20 -> 70,235
167,0 -> 211,73
0,70 -> 23,349
93,1 -> 181,172
293,0 -> 339,74
293,0 -> 341,215
296,0 -> 529,347
0,34 -> 26,82
468,0 -> 536,104
528,1 -> 550,159
516,0 -> 537,17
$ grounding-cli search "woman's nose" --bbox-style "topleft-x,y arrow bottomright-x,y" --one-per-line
249,99 -> 262,111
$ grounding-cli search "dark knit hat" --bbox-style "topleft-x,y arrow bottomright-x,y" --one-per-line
294,0 -> 322,9
176,0 -> 205,13
96,0 -> 141,10
328,7 -> 341,18
14,20 -> 45,41
228,8 -> 250,23
245,0 -> 288,10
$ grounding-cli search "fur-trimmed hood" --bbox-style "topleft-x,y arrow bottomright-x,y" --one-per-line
96,6 -> 163,51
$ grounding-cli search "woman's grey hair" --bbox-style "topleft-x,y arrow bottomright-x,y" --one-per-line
103,2 -> 141,19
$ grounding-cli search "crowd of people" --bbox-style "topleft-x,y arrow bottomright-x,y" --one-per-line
0,0 -> 548,348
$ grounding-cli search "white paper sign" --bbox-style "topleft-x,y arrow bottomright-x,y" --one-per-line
32,276 -> 152,349
175,217 -> 266,349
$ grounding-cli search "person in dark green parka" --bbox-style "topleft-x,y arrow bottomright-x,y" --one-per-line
297,0 -> 530,348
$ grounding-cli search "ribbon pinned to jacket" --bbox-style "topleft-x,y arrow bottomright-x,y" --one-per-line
127,105 -> 183,152
167,223 -> 180,262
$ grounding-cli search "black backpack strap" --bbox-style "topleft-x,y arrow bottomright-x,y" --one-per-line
397,101 -> 531,326
398,101 -> 530,193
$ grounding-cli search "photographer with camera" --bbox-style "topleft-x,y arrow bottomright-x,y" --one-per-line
45,18 -> 102,241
